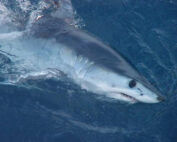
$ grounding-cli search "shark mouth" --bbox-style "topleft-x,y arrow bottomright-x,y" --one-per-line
119,93 -> 138,103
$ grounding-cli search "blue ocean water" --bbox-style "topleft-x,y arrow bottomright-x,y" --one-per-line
0,0 -> 177,142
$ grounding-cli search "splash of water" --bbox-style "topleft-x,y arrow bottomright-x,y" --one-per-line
0,0 -> 81,85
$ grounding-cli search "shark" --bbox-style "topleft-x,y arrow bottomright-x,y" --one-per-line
0,0 -> 165,104
27,15 -> 164,104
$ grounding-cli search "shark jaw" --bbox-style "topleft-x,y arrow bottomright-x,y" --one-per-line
85,83 -> 161,104
109,92 -> 138,104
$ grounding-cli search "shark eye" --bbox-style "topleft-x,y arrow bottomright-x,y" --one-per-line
129,79 -> 136,88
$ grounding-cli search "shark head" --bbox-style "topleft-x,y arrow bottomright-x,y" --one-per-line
126,79 -> 165,103
97,73 -> 165,104
83,67 -> 165,104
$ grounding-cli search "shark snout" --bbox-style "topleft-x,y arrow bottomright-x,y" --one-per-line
157,95 -> 165,102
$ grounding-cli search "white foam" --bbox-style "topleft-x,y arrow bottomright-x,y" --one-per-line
0,3 -> 12,27
16,0 -> 32,12
0,31 -> 23,40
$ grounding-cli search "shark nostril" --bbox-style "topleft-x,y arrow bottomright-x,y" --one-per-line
157,96 -> 165,102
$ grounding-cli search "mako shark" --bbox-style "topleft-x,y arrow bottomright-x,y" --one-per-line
0,13 -> 164,104
25,15 -> 164,104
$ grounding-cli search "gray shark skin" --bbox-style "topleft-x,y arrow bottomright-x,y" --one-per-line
30,16 -> 164,103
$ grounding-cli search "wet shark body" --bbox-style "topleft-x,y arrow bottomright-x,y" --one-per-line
29,16 -> 164,103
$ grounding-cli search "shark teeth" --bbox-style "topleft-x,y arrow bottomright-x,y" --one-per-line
120,93 -> 138,103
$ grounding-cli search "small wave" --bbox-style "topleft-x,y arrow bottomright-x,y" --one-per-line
70,120 -> 120,134
7,69 -> 64,83
37,105 -> 130,134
